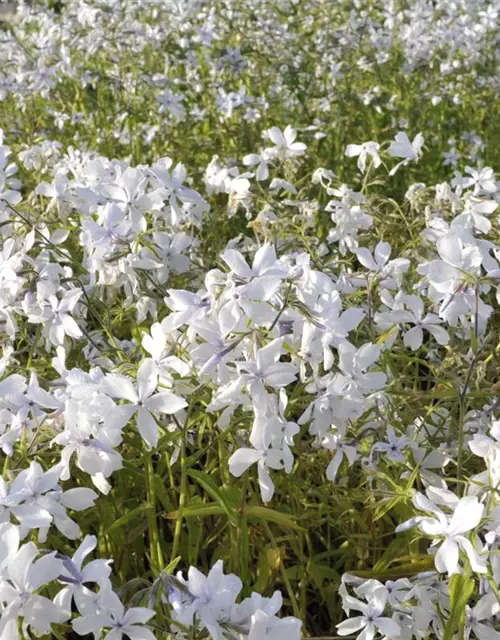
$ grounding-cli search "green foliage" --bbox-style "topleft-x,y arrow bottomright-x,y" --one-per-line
2,1 -> 500,638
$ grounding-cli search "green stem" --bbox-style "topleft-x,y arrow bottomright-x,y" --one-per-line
145,453 -> 163,573
263,522 -> 301,621
457,353 -> 477,495
170,431 -> 187,564
487,575 -> 500,608
235,473 -> 249,577
27,325 -> 42,370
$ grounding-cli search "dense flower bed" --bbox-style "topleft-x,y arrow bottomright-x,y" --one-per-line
1,1 -> 500,638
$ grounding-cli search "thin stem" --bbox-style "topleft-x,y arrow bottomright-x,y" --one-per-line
268,282 -> 292,333
145,453 -> 163,573
487,575 -> 500,608
27,325 -> 42,370
170,429 -> 187,564
235,472 -> 249,577
457,352 -> 478,494
263,522 -> 301,621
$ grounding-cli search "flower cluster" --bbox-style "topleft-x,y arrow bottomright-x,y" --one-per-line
1,0 -> 500,638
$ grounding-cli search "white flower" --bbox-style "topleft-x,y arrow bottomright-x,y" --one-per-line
169,560 -> 242,640
248,608 -> 302,639
0,541 -> 68,637
321,432 -> 358,483
101,359 -> 187,448
388,132 -> 424,175
372,427 -> 410,463
54,534 -> 112,616
465,593 -> 500,640
345,142 -> 381,173
421,234 -> 482,296
354,241 -> 409,288
265,125 -> 307,161
337,590 -> 400,640
391,294 -> 449,350
28,289 -> 83,347
452,166 -> 497,195
396,494 -> 487,576
243,149 -> 273,181
72,587 -> 156,640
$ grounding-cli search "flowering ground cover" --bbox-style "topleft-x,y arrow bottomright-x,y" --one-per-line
1,0 -> 500,638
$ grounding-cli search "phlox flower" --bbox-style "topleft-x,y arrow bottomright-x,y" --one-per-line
28,288 -> 83,347
354,240 -> 409,289
0,146 -> 22,206
337,342 -> 387,392
210,337 -> 297,412
150,161 -> 205,226
377,293 -> 450,351
229,390 -> 298,502
345,141 -> 381,173
469,419 -> 500,482
320,431 -> 358,483
372,427 -> 410,463
452,166 -> 496,195
388,131 -> 424,175
465,593 -> 500,640
336,590 -> 400,640
419,233 -> 482,297
227,174 -> 253,217
101,359 -> 187,449
396,494 -> 487,576
8,461 -> 97,541
455,196 -> 498,234
0,538 -> 68,638
248,609 -> 303,640
228,432 -> 285,503
169,560 -> 242,640
101,165 -> 157,232
54,398 -> 123,494
157,89 -> 186,120
243,148 -> 273,181
265,125 -> 306,161
72,587 -> 156,640
326,186 -> 373,254
35,172 -> 70,212
81,202 -> 131,248
54,534 -> 112,616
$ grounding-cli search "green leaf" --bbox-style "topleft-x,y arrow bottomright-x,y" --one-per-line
165,503 -> 226,519
244,506 -> 304,531
152,475 -> 175,512
107,504 -> 151,534
163,556 -> 181,575
308,562 -> 340,584
372,537 -> 409,572
167,502 -> 303,531
187,516 -> 203,566
254,545 -> 278,593
187,469 -> 237,525
239,515 -> 250,589
443,571 -> 474,640
373,496 -> 404,522
219,485 -> 241,510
